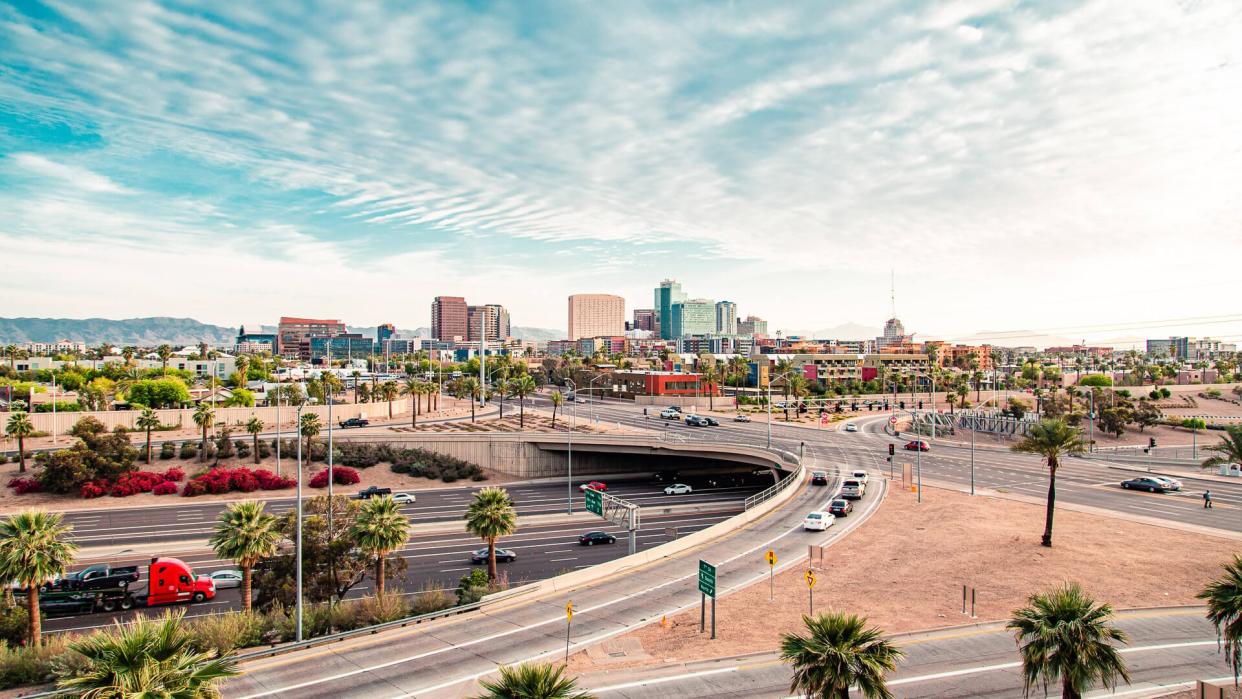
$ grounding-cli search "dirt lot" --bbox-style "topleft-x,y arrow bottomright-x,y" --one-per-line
569,484 -> 1239,673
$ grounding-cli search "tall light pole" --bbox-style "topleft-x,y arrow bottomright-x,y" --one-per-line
327,390 -> 334,529
766,370 -> 795,449
479,310 -> 487,409
588,374 -> 607,423
906,410 -> 923,503
295,402 -> 305,642
275,386 -> 282,477
564,379 -> 577,514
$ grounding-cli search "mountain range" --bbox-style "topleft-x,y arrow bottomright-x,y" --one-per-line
0,317 -> 565,346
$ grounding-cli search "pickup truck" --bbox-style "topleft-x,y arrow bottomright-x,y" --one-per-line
47,563 -> 140,592
350,486 -> 393,500
338,417 -> 369,428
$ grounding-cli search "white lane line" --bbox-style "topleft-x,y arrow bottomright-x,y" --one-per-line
549,557 -> 577,562
594,666 -> 737,693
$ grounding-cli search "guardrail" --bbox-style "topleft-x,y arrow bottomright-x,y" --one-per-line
745,466 -> 800,510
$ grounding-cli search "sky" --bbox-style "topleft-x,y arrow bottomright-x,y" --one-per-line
2,0 -> 1241,345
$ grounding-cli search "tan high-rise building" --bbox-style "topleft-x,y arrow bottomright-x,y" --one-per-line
568,294 -> 624,341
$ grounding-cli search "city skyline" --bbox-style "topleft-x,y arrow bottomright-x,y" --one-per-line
2,2 -> 1241,343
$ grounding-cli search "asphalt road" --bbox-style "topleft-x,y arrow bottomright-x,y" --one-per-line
63,475 -> 767,547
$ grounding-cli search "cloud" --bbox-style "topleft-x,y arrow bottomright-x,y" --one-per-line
8,153 -> 134,194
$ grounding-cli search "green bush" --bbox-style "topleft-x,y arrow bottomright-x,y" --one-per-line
159,442 -> 176,460
0,606 -> 28,647
457,569 -> 490,605
0,636 -> 71,690
409,583 -> 456,616
236,440 -> 250,458
179,442 -> 197,460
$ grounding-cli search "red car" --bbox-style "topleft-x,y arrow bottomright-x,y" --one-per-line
579,481 -> 607,492
904,440 -> 930,452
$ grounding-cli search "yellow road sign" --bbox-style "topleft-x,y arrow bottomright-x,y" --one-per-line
805,570 -> 817,589
765,549 -> 777,566
566,600 -> 573,623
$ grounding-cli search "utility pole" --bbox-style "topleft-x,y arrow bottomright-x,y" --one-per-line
295,403 -> 305,642
479,308 -> 486,409
970,418 -> 975,496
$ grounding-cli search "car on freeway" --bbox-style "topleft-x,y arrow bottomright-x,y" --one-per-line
706,475 -> 743,488
471,548 -> 517,564
209,569 -> 243,589
1120,477 -> 1171,493
391,492 -> 416,504
338,417 -> 370,428
1151,476 -> 1183,491
734,414 -> 751,422
803,511 -> 835,531
578,531 -> 617,546
685,415 -> 710,427
350,486 -> 393,500
841,479 -> 866,499
702,416 -> 719,426
664,483 -> 693,495
904,440 -> 930,451
579,481 -> 607,492
660,407 -> 681,419
845,423 -> 858,432
850,470 -> 869,484
811,471 -> 829,486
773,401 -> 786,409
828,499 -> 853,517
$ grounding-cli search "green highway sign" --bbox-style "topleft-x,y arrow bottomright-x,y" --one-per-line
698,559 -> 716,597
584,488 -> 603,516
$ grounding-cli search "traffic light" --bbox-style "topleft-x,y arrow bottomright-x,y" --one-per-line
918,400 -> 923,409
1149,437 -> 1157,449
888,443 -> 895,456
899,401 -> 905,409
851,402 -> 858,411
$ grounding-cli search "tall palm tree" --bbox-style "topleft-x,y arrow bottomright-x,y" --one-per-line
461,376 -> 482,423
208,501 -> 279,612
465,487 -> 517,581
136,407 -> 161,464
351,370 -> 362,404
1198,555 -> 1242,683
5,344 -> 16,372
494,377 -> 509,420
246,416 -> 264,465
0,510 -> 78,645
300,412 -> 321,457
157,344 -> 172,374
1008,583 -> 1130,699
473,663 -> 595,699
5,411 -> 34,474
58,610 -> 238,697
351,495 -> 410,597
403,376 -> 421,427
510,374 -> 536,429
1012,418 -> 1085,547
192,403 -> 215,463
701,365 -> 721,411
549,390 -> 563,428
779,611 -> 903,699
234,355 -> 251,388
380,380 -> 400,419
1202,425 -> 1242,472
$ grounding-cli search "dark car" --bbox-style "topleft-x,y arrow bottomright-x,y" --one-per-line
578,531 -> 617,546
811,472 -> 829,486
904,440 -> 930,451
471,548 -> 517,564
38,591 -> 100,617
349,486 -> 393,500
685,415 -> 710,427
50,563 -> 140,592
828,499 -> 853,517
702,417 -> 719,426
1121,477 -> 1170,493
653,470 -> 679,483
338,417 -> 370,428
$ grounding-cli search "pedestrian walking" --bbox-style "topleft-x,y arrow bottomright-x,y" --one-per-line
1204,489 -> 1214,509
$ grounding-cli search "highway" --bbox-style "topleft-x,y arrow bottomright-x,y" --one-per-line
579,607 -> 1228,698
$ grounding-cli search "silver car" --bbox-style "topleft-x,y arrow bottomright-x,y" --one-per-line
209,569 -> 243,589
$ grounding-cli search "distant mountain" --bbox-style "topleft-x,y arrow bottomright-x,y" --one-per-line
784,322 -> 881,340
512,326 -> 564,342
0,317 -> 236,346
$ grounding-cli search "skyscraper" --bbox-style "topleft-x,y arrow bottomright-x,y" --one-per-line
276,316 -> 346,356
654,279 -> 686,340
568,294 -> 625,340
632,309 -> 657,332
431,296 -> 468,341
467,304 -> 511,341
669,299 -> 716,337
376,323 -> 395,346
715,301 -> 737,335
738,315 -> 768,336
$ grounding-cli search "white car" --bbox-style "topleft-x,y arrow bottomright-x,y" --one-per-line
841,479 -> 866,499
845,423 -> 858,432
734,414 -> 751,422
850,470 -> 869,484
209,569 -> 243,589
391,492 -> 416,504
664,483 -> 693,495
660,407 -> 681,419
803,511 -> 835,531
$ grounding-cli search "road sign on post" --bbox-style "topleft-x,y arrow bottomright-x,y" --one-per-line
698,560 -> 717,639
765,549 -> 777,601
584,488 -> 603,516
805,569 -> 817,614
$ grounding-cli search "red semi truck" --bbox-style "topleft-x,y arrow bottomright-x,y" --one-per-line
26,557 -> 216,615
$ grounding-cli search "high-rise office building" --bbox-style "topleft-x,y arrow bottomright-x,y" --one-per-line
431,296 -> 468,341
467,304 -> 511,341
669,299 -> 716,337
738,315 -> 768,336
633,309 -> 657,333
376,323 -> 396,347
654,280 -> 686,340
715,301 -> 738,335
568,294 -> 625,340
277,317 -> 347,356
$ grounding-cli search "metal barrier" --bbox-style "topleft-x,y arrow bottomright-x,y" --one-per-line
745,469 -> 799,510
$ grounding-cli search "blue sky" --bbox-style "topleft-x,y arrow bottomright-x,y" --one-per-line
2,0 -> 1241,344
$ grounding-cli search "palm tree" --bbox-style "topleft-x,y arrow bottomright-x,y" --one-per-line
5,411 -> 34,474
351,370 -> 362,404
208,501 -> 279,612
246,416 -> 264,465
1012,418 -> 1086,547
779,611 -> 903,699
0,510 -> 78,645
510,374 -> 536,429
1008,583 -> 1130,699
701,365 -> 721,411
1198,555 -> 1242,683
58,610 -> 238,696
300,412 -> 321,456
461,376 -> 482,423
473,663 -> 595,699
1202,425 -> 1242,472
136,407 -> 161,465
192,403 -> 215,463
351,495 -> 410,597
234,355 -> 251,388
465,487 -> 517,581
494,377 -> 509,420
380,380 -> 400,419
5,344 -> 16,372
550,390 -> 563,428
403,376 -> 421,427
156,344 -> 172,374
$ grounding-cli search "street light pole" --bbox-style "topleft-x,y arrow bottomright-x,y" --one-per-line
970,418 -> 975,496
479,310 -> 486,410
327,390 -> 334,531
907,410 -> 922,503
295,403 -> 305,642
564,379 -> 576,514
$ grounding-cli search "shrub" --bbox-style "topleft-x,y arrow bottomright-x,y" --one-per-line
0,606 -> 28,647
152,481 -> 179,495
256,440 -> 272,459
7,477 -> 41,495
179,442 -> 197,460
164,467 -> 185,482
159,442 -> 176,460
187,609 -> 267,656
182,467 -> 295,497
236,440 -> 250,458
309,466 -> 361,488
471,473 -> 488,482
457,569 -> 490,605
79,481 -> 107,499
0,636 -> 71,690
409,583 -> 456,616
